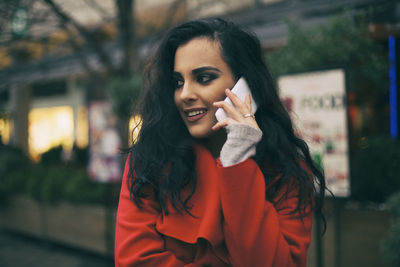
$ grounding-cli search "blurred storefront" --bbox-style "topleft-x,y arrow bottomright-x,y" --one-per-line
1,0 -> 399,160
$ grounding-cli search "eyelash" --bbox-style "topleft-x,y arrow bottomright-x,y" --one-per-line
173,73 -> 218,89
173,78 -> 184,89
197,73 -> 217,84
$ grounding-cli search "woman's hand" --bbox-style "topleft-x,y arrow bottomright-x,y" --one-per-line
212,89 -> 260,131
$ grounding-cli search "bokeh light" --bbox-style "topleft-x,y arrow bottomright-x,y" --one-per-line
28,106 -> 74,160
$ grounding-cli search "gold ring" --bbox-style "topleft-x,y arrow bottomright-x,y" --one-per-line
244,113 -> 255,118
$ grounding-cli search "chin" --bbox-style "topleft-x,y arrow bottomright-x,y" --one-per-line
188,130 -> 212,139
187,126 -> 213,139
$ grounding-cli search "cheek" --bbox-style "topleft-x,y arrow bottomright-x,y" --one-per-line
173,91 -> 180,107
213,87 -> 228,103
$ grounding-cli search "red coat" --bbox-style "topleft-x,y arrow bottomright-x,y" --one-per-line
115,144 -> 313,267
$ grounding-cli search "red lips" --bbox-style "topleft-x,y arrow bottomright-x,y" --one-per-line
185,109 -> 207,122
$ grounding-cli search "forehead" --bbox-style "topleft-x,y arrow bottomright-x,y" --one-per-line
174,37 -> 227,71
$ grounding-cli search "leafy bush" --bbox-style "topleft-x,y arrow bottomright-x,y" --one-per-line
0,144 -> 28,170
106,75 -> 141,119
351,137 -> 400,203
24,164 -> 48,201
71,145 -> 89,167
63,168 -> 108,205
0,145 -> 29,204
40,145 -> 63,165
41,166 -> 71,203
381,192 -> 400,266
266,14 -> 387,99
0,144 -> 120,206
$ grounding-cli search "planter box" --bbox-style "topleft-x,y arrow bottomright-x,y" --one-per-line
307,199 -> 391,267
0,196 -> 43,238
0,196 -> 392,265
0,196 -> 116,256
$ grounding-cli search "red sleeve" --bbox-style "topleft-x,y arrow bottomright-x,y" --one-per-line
217,158 -> 313,267
114,159 -> 197,267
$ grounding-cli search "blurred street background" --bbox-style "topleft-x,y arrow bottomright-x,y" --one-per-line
0,230 -> 113,267
0,1 -> 399,267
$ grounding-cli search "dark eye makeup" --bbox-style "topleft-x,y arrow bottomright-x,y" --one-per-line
196,73 -> 218,85
173,79 -> 184,89
196,73 -> 218,84
172,67 -> 221,89
172,73 -> 184,89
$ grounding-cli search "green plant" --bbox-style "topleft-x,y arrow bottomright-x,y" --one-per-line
0,145 -> 29,204
40,145 -> 63,165
41,166 -> 71,203
106,75 -> 142,147
351,137 -> 400,203
266,14 -> 387,99
2,167 -> 27,197
106,75 -> 142,119
71,145 -> 89,167
381,192 -> 400,266
0,144 -> 29,175
62,167 -> 108,205
2,159 -> 120,206
24,164 -> 48,201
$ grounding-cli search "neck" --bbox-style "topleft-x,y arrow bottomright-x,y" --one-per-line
198,129 -> 226,159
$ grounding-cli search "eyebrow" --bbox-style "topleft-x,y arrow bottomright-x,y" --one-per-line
173,66 -> 222,77
192,66 -> 222,75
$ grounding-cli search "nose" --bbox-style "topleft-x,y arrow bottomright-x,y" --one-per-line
178,82 -> 198,103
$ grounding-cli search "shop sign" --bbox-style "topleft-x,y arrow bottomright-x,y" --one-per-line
278,69 -> 350,197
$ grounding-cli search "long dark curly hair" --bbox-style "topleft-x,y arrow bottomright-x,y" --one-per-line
127,18 -> 326,222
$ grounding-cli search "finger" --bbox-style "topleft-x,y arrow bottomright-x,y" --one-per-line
214,100 -> 258,129
212,118 -> 237,131
245,94 -> 252,112
225,89 -> 242,107
226,89 -> 251,115
213,101 -> 243,121
212,121 -> 228,131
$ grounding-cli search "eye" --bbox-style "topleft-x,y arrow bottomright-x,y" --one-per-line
197,73 -> 218,85
172,78 -> 184,89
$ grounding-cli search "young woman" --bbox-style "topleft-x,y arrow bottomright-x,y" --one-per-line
115,18 -> 326,267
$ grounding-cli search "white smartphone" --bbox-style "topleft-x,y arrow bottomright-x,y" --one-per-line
215,77 -> 258,122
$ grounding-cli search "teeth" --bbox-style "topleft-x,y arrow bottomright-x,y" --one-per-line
187,110 -> 205,117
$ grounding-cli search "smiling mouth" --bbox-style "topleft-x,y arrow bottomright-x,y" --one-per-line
185,109 -> 207,122
187,110 -> 206,117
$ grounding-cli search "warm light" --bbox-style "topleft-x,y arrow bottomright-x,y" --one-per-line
28,106 -> 74,160
129,115 -> 142,146
76,106 -> 89,148
0,116 -> 12,145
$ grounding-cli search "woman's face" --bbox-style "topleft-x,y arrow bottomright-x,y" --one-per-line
173,37 -> 235,139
